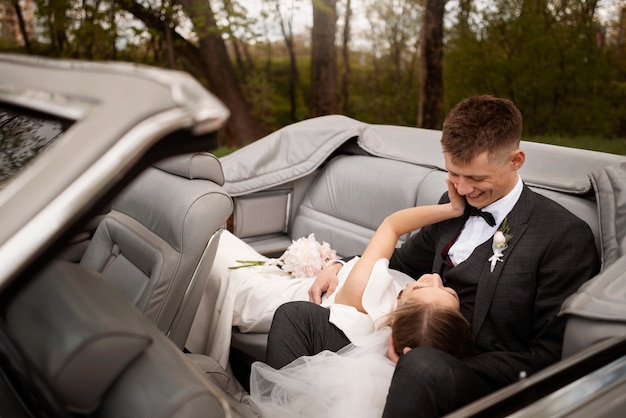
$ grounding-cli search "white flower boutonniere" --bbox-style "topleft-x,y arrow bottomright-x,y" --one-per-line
488,218 -> 512,273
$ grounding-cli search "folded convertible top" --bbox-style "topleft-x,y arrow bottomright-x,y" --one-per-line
220,115 -> 626,196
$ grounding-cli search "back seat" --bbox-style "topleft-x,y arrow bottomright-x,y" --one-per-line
204,116 -> 626,385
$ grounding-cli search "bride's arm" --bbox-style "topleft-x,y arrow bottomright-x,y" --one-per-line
334,180 -> 464,312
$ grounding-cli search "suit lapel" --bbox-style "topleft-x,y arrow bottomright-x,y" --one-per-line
470,186 -> 535,336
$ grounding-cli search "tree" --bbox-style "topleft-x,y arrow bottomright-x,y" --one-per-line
117,0 -> 263,146
418,0 -> 447,129
33,0 -> 71,56
273,0 -> 305,121
354,0 -> 421,125
339,0 -> 351,114
444,0 -> 617,137
311,0 -> 338,116
11,0 -> 32,53
457,0 -> 472,32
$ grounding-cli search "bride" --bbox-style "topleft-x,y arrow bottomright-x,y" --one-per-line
245,179 -> 473,417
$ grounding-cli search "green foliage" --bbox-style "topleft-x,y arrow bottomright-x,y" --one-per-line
211,145 -> 238,157
241,72 -> 279,135
347,56 -> 419,125
3,0 -> 626,147
259,55 -> 312,128
444,0 -> 620,138
525,135 -> 626,155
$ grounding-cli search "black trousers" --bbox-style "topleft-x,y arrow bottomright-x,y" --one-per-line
266,300 -> 493,417
265,301 -> 350,369
383,347 -> 493,417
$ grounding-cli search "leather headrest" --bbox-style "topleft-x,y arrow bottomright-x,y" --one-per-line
155,152 -> 225,185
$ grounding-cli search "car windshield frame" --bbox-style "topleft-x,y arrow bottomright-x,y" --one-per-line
0,53 -> 229,294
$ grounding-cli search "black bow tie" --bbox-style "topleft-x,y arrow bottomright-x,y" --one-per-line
465,205 -> 496,227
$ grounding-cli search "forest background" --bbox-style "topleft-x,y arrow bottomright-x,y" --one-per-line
2,0 -> 626,155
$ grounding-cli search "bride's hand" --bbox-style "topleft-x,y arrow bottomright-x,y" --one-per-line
446,178 -> 465,216
309,263 -> 341,304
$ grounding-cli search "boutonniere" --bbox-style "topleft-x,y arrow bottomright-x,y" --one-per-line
488,218 -> 512,273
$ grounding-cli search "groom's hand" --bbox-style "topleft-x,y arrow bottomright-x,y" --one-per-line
308,263 -> 342,304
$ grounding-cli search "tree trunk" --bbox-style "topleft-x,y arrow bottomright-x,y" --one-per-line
276,3 -> 301,121
339,0 -> 351,114
178,0 -> 262,145
119,0 -> 262,146
311,0 -> 338,116
11,0 -> 31,53
418,0 -> 447,129
458,0 -> 472,32
164,18 -> 176,69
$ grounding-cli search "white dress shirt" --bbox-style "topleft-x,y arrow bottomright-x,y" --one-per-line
449,175 -> 523,266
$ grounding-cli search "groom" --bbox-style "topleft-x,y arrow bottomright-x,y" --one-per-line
265,95 -> 600,416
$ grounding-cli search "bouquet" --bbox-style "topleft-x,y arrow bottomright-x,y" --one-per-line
230,233 -> 337,278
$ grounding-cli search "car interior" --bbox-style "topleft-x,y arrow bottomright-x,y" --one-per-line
77,152 -> 232,350
0,151 -> 256,417
2,55 -> 626,417
0,54 -> 259,417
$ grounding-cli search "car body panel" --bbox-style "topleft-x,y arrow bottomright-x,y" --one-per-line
0,54 -> 229,291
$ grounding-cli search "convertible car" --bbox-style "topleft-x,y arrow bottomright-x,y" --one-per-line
192,111 -> 626,415
1,53 -> 625,417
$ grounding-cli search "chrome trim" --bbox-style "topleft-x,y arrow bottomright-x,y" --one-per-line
509,355 -> 626,418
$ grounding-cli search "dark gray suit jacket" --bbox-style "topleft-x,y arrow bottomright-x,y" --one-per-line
389,185 -> 600,389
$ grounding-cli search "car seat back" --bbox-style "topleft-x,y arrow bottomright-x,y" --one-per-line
80,152 -> 233,349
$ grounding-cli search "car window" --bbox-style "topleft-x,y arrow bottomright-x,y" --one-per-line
0,107 -> 72,188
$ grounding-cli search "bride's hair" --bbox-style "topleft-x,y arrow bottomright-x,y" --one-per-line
388,303 -> 472,359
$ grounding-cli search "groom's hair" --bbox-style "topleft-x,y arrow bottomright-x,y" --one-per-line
390,303 -> 472,359
441,95 -> 522,165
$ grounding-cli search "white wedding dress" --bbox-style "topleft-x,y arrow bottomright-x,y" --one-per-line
186,230 -> 413,369
246,256 -> 409,417
248,327 -> 395,418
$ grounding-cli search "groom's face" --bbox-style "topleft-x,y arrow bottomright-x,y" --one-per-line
444,149 -> 523,209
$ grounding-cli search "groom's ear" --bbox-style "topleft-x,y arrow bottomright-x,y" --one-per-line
510,149 -> 525,171
402,347 -> 413,355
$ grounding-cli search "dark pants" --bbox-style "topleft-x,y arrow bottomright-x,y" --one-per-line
383,347 -> 493,417
265,301 -> 350,369
267,300 -> 494,417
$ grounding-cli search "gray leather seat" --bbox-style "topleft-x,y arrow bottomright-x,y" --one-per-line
80,152 -> 233,349
6,260 -> 251,417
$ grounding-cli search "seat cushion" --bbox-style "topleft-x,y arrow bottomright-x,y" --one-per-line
6,261 -> 152,413
291,155 -> 447,256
